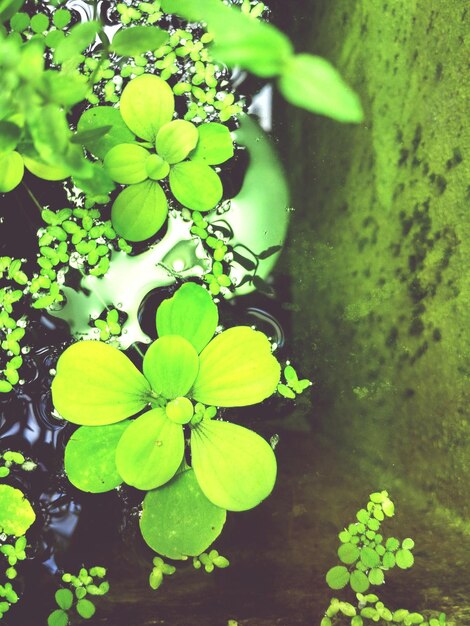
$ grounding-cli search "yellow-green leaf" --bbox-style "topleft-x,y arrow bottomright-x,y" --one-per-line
51,341 -> 151,425
115,408 -> 184,490
156,283 -> 218,353
140,468 -> 226,559
191,419 -> 277,511
191,326 -> 280,407
143,336 -> 199,399
120,74 -> 174,142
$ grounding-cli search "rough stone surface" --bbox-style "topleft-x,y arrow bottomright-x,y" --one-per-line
275,1 -> 470,520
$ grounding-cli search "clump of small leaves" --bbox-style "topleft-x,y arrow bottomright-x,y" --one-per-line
0,257 -> 29,392
0,536 -> 27,581
325,491 -> 413,594
323,593 -> 448,626
92,308 -> 122,342
148,556 -> 175,590
322,494 -> 448,626
52,282 -> 281,558
0,491 -> 35,618
193,549 -> 229,573
277,362 -> 312,399
48,566 -> 109,626
0,450 -> 37,479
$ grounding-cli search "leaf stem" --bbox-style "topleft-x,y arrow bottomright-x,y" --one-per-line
21,182 -> 43,214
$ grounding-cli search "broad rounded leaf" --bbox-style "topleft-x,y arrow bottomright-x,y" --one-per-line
156,120 -> 198,165
51,341 -> 151,425
111,25 -> 169,57
115,408 -> 184,490
156,283 -> 218,353
23,155 -> 71,181
0,151 -> 24,192
191,326 -> 280,407
278,54 -> 364,123
360,546 -> 380,568
143,336 -> 199,399
64,422 -> 130,492
55,589 -> 73,611
104,143 -> 150,184
325,565 -> 350,590
368,568 -> 384,585
350,569 -> 370,593
77,106 -> 135,159
338,542 -> 360,565
140,468 -> 226,559
191,419 -> 277,511
111,180 -> 168,242
48,609 -> 68,626
191,122 -> 234,165
169,161 -> 223,211
395,548 -> 414,569
120,74 -> 174,142
0,485 -> 35,536
76,599 -> 96,619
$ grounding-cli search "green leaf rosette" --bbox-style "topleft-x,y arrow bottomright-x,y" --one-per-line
52,283 -> 280,556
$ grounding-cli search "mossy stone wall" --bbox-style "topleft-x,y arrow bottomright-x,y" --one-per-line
275,1 -> 470,519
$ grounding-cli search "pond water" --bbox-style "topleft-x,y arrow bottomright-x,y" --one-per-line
2,1 -> 470,625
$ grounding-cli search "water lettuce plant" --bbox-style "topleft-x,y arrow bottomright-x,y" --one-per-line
51,282 -> 280,555
79,74 -> 234,242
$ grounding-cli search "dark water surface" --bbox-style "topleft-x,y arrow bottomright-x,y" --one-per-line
3,0 -> 470,624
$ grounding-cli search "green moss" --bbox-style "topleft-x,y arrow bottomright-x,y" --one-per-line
276,1 -> 470,517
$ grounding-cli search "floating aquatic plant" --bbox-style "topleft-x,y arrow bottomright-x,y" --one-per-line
78,73 -> 234,241
51,282 -> 280,556
323,493 -> 448,626
48,566 -> 109,626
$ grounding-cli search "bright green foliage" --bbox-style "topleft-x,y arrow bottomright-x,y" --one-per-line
164,0 -> 363,122
140,468 -> 226,559
277,362 -> 312,399
193,549 -> 230,573
323,495 -> 447,626
278,55 -> 363,123
324,593 -> 448,626
93,309 -> 122,342
0,20 -> 115,197
148,556 -> 176,590
110,25 -> 169,57
191,418 -> 277,511
79,73 -> 233,241
53,283 -> 280,546
52,340 -> 151,425
0,450 -> 37,478
116,408 -> 185,490
325,491 -> 413,594
76,107 -> 134,159
156,282 -> 218,353
0,535 -> 27,610
48,566 -> 109,626
64,422 -> 130,492
0,485 -> 35,536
